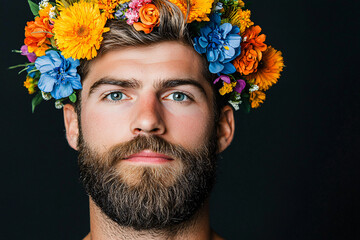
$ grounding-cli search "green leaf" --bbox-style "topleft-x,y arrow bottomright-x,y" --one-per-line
28,0 -> 40,16
32,92 -> 43,113
69,92 -> 77,103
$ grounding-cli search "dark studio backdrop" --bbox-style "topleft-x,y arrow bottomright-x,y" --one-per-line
0,0 -> 359,239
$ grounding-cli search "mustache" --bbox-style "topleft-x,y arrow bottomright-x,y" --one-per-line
102,135 -> 203,167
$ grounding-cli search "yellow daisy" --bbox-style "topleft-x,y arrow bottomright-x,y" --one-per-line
168,0 -> 214,23
53,0 -> 110,60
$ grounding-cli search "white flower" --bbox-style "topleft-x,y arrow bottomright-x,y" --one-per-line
249,84 -> 259,92
49,6 -> 56,19
39,0 -> 49,10
55,100 -> 64,109
229,100 -> 242,111
41,91 -> 52,101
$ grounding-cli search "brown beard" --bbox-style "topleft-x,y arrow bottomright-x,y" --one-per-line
78,133 -> 218,231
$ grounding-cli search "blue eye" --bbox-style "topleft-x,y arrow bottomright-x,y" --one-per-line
167,92 -> 189,102
106,92 -> 124,101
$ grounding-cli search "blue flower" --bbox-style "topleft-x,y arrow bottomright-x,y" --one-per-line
193,14 -> 242,74
26,65 -> 36,78
35,50 -> 82,100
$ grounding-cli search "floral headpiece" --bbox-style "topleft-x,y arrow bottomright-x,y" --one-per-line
12,0 -> 284,112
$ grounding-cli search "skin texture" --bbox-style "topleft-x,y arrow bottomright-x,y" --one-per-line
63,41 -> 235,240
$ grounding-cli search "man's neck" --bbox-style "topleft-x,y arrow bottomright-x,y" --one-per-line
85,198 -> 223,240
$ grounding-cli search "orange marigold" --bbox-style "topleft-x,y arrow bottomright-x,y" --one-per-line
24,15 -> 54,57
168,0 -> 214,23
246,46 -> 284,91
250,90 -> 266,108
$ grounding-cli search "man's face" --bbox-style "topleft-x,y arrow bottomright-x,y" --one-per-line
79,41 -> 215,154
64,41 -> 233,230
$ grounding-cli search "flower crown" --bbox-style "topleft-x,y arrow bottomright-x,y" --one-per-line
12,0 -> 284,112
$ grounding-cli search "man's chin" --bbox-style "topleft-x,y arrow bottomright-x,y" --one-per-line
115,159 -> 184,187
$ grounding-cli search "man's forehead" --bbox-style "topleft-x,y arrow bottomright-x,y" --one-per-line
82,41 -> 209,90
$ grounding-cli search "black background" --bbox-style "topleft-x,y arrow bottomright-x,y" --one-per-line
1,0 -> 359,239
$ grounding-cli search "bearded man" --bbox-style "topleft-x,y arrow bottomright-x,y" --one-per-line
14,0 -> 284,238
62,4 -> 235,240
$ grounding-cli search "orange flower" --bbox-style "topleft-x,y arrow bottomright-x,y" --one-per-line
233,25 -> 267,76
233,45 -> 262,75
133,4 -> 160,34
98,0 -> 123,19
24,15 -> 53,57
246,46 -> 284,91
250,91 -> 266,108
168,0 -> 214,23
241,25 -> 267,52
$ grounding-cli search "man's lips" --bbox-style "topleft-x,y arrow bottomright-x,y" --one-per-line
123,150 -> 173,164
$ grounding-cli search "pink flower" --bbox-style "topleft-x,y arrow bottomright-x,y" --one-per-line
125,9 -> 140,24
21,45 -> 37,63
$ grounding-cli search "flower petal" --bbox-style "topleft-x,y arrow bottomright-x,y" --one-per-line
227,34 -> 241,48
234,79 -> 246,93
209,61 -> 224,74
35,56 -> 55,73
207,49 -> 219,62
223,46 -> 235,59
221,62 -> 236,74
51,82 -> 73,100
67,75 -> 82,90
220,23 -> 232,38
38,74 -> 56,92
199,36 -> 209,48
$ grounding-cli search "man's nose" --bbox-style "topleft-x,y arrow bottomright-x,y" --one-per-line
129,93 -> 165,135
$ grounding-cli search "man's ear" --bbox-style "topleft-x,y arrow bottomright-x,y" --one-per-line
63,104 -> 79,151
217,105 -> 235,153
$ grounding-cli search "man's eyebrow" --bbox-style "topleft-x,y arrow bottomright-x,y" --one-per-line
155,79 -> 208,97
89,78 -> 142,95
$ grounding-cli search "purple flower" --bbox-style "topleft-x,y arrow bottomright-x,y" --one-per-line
214,75 -> 231,84
21,45 -> 37,63
234,79 -> 246,94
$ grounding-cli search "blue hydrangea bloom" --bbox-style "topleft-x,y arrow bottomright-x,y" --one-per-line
35,50 -> 81,100
193,14 -> 242,74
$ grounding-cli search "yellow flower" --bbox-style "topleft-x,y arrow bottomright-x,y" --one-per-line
219,82 -> 237,95
238,0 -> 245,8
98,0 -> 127,19
168,0 -> 214,23
53,0 -> 110,60
24,76 -> 38,94
250,90 -> 266,108
228,8 -> 254,34
39,4 -> 53,17
246,46 -> 284,91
